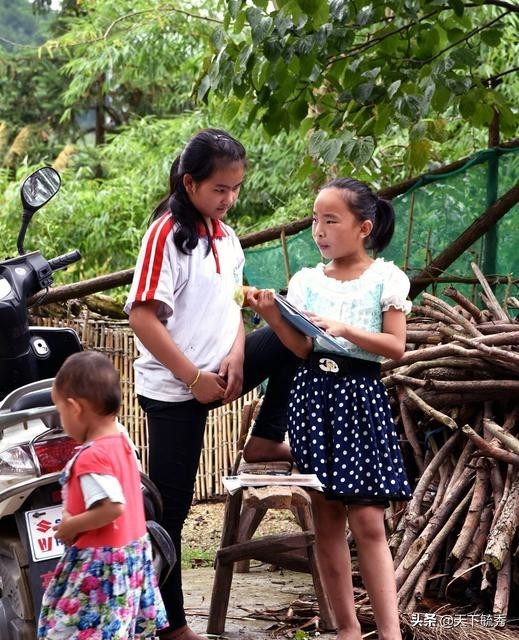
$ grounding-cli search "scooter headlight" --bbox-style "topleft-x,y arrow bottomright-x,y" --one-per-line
0,445 -> 36,475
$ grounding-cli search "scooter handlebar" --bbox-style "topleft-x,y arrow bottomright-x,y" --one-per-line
47,250 -> 81,272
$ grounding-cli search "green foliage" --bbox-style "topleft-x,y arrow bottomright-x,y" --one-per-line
181,547 -> 214,569
0,0 -> 517,305
0,0 -> 68,158
228,127 -> 314,231
0,1 -> 81,166
0,1 -> 221,167
42,1 -> 219,120
0,116 -> 197,281
0,0 -> 53,50
0,56 -> 71,134
200,0 -> 519,176
0,112 -> 313,302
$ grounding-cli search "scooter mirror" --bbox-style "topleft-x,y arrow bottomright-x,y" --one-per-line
18,167 -> 61,254
20,166 -> 61,213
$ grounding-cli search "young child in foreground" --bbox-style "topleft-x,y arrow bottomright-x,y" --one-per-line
37,351 -> 167,640
247,177 -> 412,640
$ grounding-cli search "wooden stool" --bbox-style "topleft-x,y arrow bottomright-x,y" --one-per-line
206,403 -> 336,635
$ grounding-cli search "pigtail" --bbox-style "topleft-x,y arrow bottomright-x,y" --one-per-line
149,157 -> 205,254
149,157 -> 181,224
369,198 -> 395,253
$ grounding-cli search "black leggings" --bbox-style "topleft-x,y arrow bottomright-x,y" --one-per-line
139,326 -> 300,629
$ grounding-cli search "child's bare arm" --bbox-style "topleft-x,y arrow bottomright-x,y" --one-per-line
54,499 -> 124,546
246,288 -> 312,359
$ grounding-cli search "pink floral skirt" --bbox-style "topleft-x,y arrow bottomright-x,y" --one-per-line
37,534 -> 167,639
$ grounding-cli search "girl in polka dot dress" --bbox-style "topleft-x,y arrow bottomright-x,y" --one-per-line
247,177 -> 412,640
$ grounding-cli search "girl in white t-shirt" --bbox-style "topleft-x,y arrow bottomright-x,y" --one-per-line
125,129 -> 299,640
247,177 -> 412,640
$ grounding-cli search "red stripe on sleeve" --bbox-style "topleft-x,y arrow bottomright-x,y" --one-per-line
135,214 -> 174,301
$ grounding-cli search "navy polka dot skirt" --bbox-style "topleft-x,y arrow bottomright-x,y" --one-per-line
288,365 -> 412,503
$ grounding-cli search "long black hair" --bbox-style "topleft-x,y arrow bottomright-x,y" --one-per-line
151,128 -> 247,254
321,178 -> 395,252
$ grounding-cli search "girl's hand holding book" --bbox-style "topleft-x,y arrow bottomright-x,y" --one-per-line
306,311 -> 347,339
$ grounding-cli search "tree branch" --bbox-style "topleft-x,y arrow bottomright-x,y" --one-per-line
409,182 -> 519,300
483,66 -> 519,88
326,10 -> 443,70
102,6 -> 222,41
5,5 -> 223,53
425,12 -> 510,64
465,0 -> 519,12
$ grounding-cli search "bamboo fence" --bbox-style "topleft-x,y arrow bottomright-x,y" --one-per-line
30,313 -> 258,501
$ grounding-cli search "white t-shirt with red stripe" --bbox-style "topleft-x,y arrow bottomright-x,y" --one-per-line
124,213 -> 245,402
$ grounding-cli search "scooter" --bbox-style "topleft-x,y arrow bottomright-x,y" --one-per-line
0,167 -> 175,639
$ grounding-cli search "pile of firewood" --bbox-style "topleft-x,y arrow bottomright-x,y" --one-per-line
379,263 -> 518,626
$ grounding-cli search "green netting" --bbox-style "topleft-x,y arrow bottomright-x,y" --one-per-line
244,226 -> 321,289
244,146 -> 519,306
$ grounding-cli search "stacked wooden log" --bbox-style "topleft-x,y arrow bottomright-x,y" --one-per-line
380,263 -> 518,624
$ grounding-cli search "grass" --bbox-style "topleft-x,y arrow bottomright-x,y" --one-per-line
182,547 -> 216,569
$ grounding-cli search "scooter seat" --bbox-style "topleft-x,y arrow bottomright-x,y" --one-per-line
9,389 -> 53,411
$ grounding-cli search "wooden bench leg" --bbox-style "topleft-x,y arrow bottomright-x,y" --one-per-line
208,532 -> 317,633
206,557 -> 235,635
235,504 -> 267,573
206,489 -> 243,635
208,475 -> 337,635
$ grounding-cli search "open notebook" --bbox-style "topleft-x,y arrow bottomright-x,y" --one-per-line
222,473 -> 323,494
274,294 -> 350,355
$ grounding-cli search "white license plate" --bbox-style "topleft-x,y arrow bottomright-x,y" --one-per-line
25,505 -> 66,562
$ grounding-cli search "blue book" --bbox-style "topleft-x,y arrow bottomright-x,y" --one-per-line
274,294 -> 350,355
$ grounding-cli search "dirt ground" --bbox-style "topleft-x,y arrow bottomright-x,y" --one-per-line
182,499 -> 298,565
181,500 -> 337,639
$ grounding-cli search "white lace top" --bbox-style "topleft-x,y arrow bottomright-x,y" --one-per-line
286,258 -> 412,362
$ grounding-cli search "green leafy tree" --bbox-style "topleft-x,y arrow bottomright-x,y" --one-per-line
0,0 -> 313,292
0,0 -> 52,51
1,0 -> 516,300
0,112 -> 312,296
199,0 -> 518,180
38,1 -> 222,144
0,1 -> 85,166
